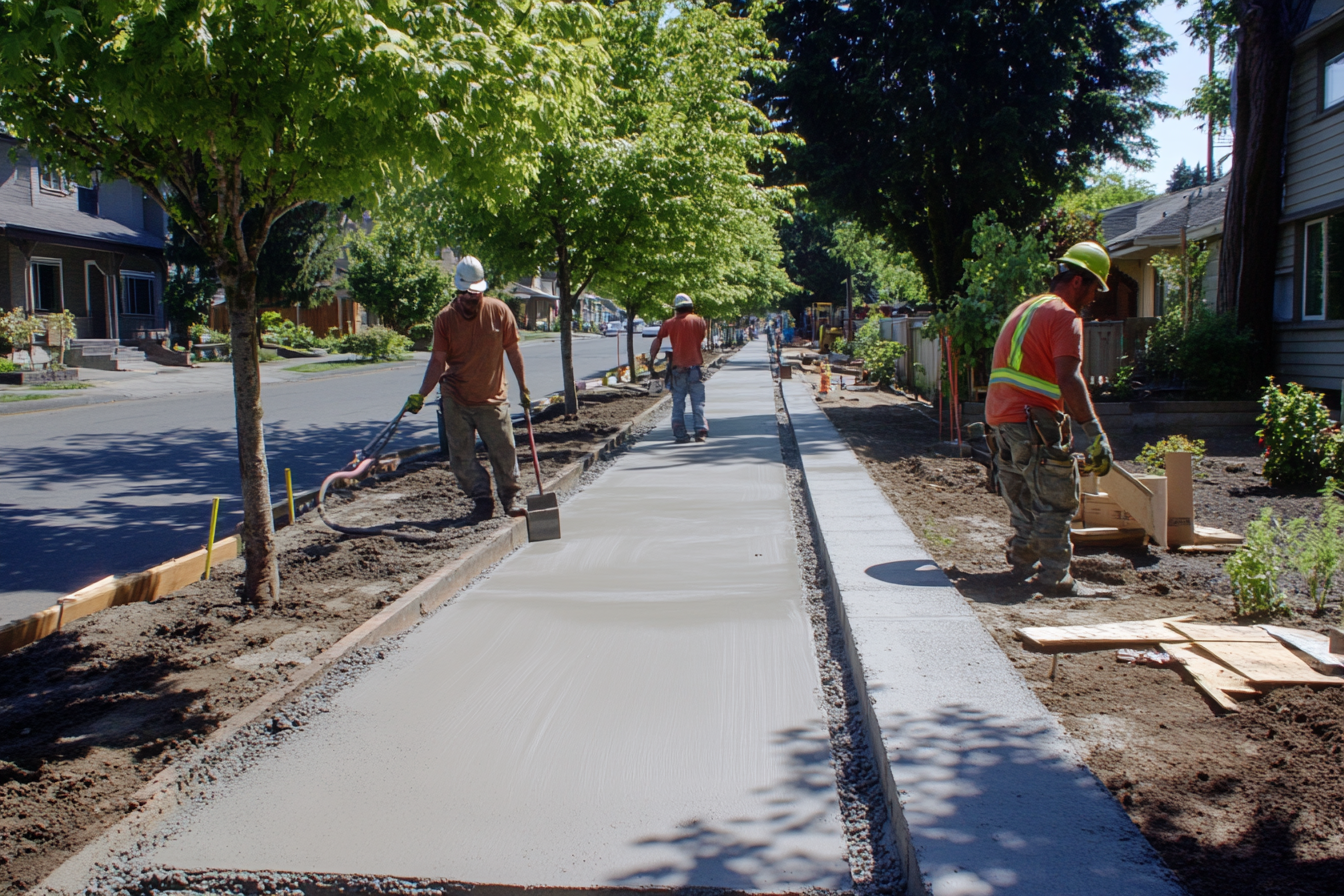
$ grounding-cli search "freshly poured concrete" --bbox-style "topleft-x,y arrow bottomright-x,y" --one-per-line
782,381 -> 1183,896
149,343 -> 850,892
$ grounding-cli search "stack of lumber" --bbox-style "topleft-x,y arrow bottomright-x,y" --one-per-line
1016,615 -> 1343,712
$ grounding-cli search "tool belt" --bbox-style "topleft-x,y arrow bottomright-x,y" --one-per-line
1025,405 -> 1069,450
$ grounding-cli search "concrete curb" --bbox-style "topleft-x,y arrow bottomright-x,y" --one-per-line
778,380 -> 1186,896
34,380 -> 690,896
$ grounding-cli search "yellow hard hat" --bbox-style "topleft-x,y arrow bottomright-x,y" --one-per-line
1055,241 -> 1111,292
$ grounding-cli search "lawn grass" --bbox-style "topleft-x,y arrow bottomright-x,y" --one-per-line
287,357 -> 408,374
0,393 -> 50,402
32,382 -> 94,390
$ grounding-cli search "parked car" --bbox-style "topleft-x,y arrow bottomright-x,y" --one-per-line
641,321 -> 662,337
602,320 -> 624,336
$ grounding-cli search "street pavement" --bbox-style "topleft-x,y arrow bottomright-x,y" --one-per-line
144,340 -> 851,891
0,332 -> 669,626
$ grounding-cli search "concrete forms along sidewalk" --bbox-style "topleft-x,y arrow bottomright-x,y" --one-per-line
780,380 -> 1183,896
144,341 -> 850,892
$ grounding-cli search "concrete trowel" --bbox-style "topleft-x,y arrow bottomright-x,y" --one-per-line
522,403 -> 561,541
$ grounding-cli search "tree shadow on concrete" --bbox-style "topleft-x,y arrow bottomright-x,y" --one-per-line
611,724 -> 853,892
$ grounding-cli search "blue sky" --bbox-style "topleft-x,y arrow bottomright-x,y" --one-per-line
1116,0 -> 1232,189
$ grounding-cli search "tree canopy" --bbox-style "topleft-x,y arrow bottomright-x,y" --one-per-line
769,0 -> 1174,305
416,0 -> 789,413
0,0 -> 599,603
344,222 -> 451,335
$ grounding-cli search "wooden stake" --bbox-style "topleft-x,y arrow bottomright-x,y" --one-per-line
285,468 -> 296,525
203,497 -> 221,580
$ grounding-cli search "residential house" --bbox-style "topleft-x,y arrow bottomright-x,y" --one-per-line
0,135 -> 167,340
1273,0 -> 1344,389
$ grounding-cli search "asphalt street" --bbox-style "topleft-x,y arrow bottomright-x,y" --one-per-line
0,331 -> 668,625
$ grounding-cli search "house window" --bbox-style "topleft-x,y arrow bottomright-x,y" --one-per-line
1327,52 -> 1344,109
120,273 -> 155,316
1303,215 -> 1344,320
77,185 -> 98,215
38,166 -> 67,194
30,260 -> 63,312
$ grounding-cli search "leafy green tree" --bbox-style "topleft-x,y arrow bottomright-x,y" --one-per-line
830,222 -> 927,307
777,208 -> 851,320
1055,172 -> 1156,217
345,224 -> 451,335
1177,0 -> 1237,177
960,212 -> 1053,315
0,0 -> 597,603
770,0 -> 1173,305
1167,159 -> 1209,192
422,0 -> 787,414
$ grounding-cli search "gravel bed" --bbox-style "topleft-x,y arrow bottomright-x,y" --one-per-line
773,385 -> 904,895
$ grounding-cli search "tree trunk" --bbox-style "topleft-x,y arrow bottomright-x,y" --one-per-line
226,276 -> 279,607
556,242 -> 578,415
626,315 -> 637,382
1217,0 -> 1312,358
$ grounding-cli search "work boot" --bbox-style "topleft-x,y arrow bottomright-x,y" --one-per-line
674,433 -> 691,444
501,493 -> 526,518
1006,547 -> 1037,578
470,497 -> 495,520
694,430 -> 708,442
1027,572 -> 1109,597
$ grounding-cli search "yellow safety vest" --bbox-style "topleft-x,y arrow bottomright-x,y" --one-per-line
988,296 -> 1062,399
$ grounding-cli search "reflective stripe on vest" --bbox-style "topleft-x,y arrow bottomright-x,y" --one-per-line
989,297 -> 1062,399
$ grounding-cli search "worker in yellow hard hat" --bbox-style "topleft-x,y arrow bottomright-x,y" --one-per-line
983,241 -> 1114,596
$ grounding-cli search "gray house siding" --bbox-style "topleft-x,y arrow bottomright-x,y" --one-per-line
1274,5 -> 1344,388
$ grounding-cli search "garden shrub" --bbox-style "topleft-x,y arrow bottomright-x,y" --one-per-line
408,321 -> 434,345
1258,377 -> 1334,489
1285,482 -> 1344,614
847,317 -> 906,386
1134,435 -> 1206,474
338,326 -> 411,361
1144,304 -> 1257,400
0,359 -> 17,373
1226,508 -> 1290,616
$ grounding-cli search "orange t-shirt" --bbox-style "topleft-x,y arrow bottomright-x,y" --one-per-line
431,296 -> 519,406
658,313 -> 708,368
984,294 -> 1083,426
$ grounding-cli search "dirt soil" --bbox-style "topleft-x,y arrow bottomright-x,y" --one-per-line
808,380 -> 1344,896
0,389 -> 662,894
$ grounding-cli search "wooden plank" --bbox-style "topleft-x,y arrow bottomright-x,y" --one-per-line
1168,622 -> 1278,643
1016,615 -> 1196,651
1161,642 -> 1261,696
1165,452 -> 1195,547
1099,466 -> 1166,546
1261,625 -> 1344,675
1175,544 -> 1240,553
1163,643 -> 1248,712
1193,640 -> 1344,685
0,535 -> 241,657
1194,525 -> 1244,545
1069,525 -> 1147,547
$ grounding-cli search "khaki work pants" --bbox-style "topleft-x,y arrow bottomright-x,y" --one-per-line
992,422 -> 1079,582
441,394 -> 520,507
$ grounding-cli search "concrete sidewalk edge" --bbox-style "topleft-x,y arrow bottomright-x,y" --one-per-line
778,380 -> 1186,896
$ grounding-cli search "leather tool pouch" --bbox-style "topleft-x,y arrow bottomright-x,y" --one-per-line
1026,406 -> 1069,450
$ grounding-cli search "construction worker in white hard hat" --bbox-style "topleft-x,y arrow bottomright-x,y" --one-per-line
648,293 -> 709,442
407,255 -> 530,519
984,241 -> 1114,596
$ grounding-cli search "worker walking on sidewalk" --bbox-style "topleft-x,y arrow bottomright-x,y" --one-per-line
649,293 -> 709,443
985,242 -> 1115,596
407,256 -> 529,519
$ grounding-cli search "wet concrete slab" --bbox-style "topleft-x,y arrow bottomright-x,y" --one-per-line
147,342 -> 850,892
781,381 -> 1184,896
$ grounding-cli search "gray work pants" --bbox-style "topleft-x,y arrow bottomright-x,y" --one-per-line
441,394 -> 520,506
670,366 -> 707,439
992,422 -> 1079,581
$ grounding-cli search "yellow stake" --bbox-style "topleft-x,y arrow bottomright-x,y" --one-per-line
203,496 -> 221,581
285,468 -> 296,525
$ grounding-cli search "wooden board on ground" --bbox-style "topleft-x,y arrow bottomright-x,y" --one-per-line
1167,622 -> 1278,643
1016,614 -> 1195,651
1162,643 -> 1260,713
1099,465 -> 1167,546
1194,525 -> 1244,545
1193,640 -> 1344,686
1261,625 -> 1344,675
1175,543 -> 1240,553
1069,525 -> 1147,547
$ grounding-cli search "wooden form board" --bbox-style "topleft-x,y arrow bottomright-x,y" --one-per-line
1162,642 -> 1256,712
1167,622 -> 1277,643
0,536 -> 240,657
1193,640 -> 1344,686
1098,466 -> 1167,547
1261,625 -> 1344,675
1069,525 -> 1147,547
1016,615 -> 1195,650
1194,525 -> 1244,545
1165,452 -> 1195,547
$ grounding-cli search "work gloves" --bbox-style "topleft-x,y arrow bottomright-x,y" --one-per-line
520,389 -> 531,408
405,393 -> 425,414
1081,419 -> 1113,477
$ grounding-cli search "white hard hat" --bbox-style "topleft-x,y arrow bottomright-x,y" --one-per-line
454,256 -> 488,292
673,293 -> 693,309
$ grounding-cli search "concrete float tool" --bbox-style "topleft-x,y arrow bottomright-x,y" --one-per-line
316,398 -> 435,541
522,402 -> 561,541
